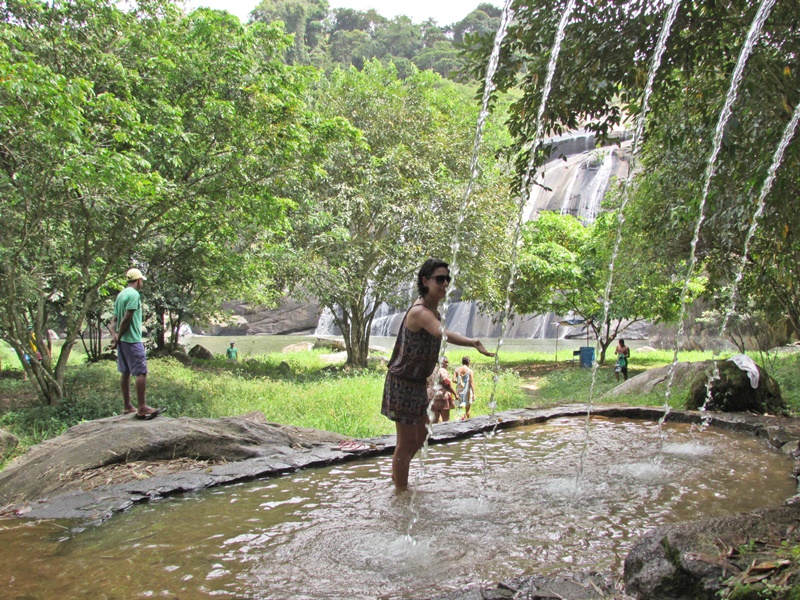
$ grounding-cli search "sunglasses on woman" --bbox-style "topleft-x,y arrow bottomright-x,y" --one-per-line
431,275 -> 451,284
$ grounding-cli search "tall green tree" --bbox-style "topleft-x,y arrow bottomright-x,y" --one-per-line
464,0 -> 800,345
287,61 -> 514,367
453,6 -> 501,44
0,0 -> 335,402
513,211 -> 694,363
250,0 -> 329,64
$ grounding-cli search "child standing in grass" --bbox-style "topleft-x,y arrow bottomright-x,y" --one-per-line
454,356 -> 476,420
381,258 -> 494,491
428,356 -> 456,424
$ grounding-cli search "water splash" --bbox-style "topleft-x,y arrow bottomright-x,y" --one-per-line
661,0 -> 777,423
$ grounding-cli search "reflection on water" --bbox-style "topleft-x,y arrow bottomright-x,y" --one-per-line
1,417 -> 794,599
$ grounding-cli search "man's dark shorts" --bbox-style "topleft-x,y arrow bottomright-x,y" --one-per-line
117,341 -> 148,376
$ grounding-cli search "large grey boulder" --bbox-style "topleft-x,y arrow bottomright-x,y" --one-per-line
188,344 -> 214,360
0,414 -> 348,505
313,337 -> 346,352
170,349 -> 192,366
685,359 -> 786,415
282,341 -> 314,353
600,362 -> 708,400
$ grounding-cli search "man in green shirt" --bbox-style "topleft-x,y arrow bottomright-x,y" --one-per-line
108,268 -> 165,420
226,340 -> 239,360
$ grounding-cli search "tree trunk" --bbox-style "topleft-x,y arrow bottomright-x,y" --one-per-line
592,320 -> 614,366
334,302 -> 375,368
79,312 -> 104,362
167,311 -> 184,352
154,306 -> 167,351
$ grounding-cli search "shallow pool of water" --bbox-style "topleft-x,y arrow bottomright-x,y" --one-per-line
1,417 -> 795,599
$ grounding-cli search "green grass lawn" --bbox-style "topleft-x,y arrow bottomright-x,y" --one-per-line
0,346 -> 527,462
2,343 -> 799,467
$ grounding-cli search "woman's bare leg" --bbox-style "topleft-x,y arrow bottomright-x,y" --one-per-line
392,418 -> 429,490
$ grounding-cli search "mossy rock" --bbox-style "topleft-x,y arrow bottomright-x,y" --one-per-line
0,428 -> 18,460
685,360 -> 786,415
188,344 -> 214,360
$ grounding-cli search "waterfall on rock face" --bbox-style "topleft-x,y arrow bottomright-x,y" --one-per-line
313,306 -> 337,336
370,302 -> 403,337
583,151 -> 615,223
359,137 -> 629,340
559,166 -> 581,215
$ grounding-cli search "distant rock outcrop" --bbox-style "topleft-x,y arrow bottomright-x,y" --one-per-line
199,298 -> 321,336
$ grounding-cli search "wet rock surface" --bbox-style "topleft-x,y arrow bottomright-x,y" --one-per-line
623,506 -> 800,600
0,412 -> 350,510
685,359 -> 786,415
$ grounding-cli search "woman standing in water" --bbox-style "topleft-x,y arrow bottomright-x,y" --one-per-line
381,258 -> 494,490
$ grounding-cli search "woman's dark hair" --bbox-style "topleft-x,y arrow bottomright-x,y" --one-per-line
462,356 -> 470,365
417,258 -> 449,296
619,339 -> 625,345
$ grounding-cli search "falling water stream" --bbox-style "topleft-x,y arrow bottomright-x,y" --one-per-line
422,0 -> 578,522
407,0 -> 516,543
690,98 -> 800,424
482,0 -> 579,442
581,0 -> 683,480
715,100 -> 800,347
662,0 -> 778,415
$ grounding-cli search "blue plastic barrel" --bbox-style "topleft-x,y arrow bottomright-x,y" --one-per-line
579,346 -> 595,368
